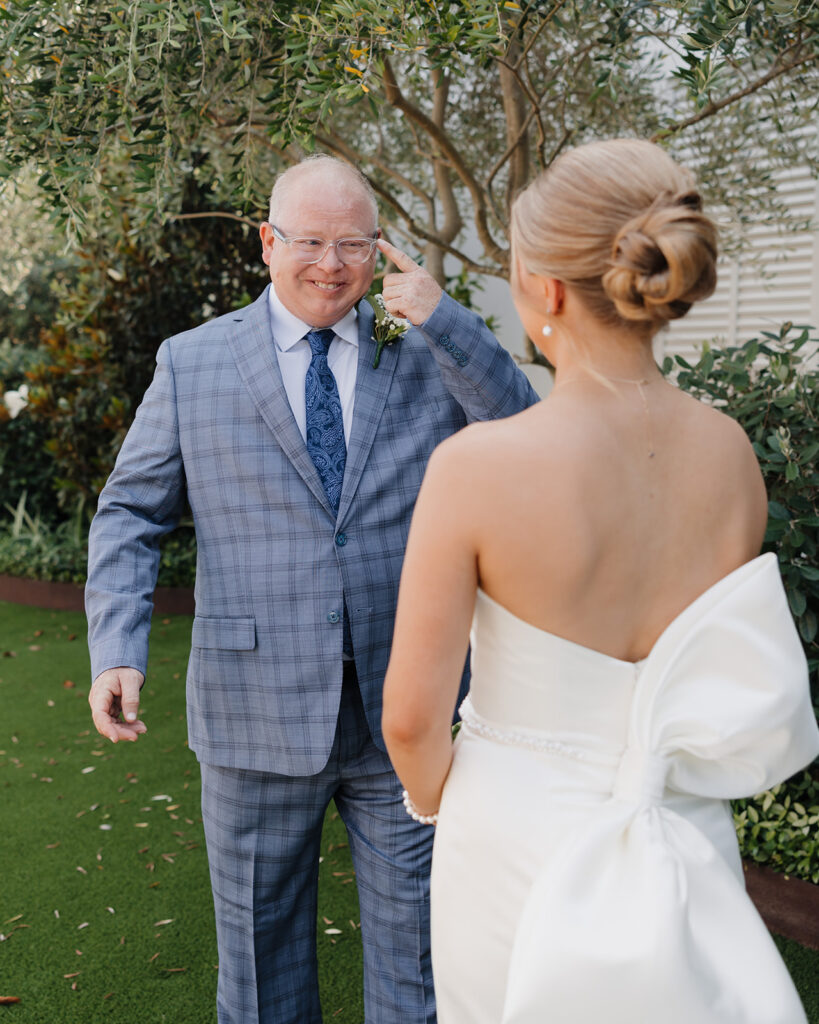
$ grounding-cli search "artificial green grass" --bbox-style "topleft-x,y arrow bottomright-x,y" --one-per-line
2,600 -> 818,1023
0,601 -> 363,1023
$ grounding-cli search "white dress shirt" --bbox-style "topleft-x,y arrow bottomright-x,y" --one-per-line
267,285 -> 359,445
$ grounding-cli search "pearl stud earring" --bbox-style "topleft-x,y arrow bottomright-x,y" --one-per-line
542,324 -> 553,337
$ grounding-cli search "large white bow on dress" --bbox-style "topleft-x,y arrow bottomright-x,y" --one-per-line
502,554 -> 819,1024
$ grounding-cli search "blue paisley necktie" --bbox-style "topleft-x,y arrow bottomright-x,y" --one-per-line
304,329 -> 346,516
304,329 -> 353,656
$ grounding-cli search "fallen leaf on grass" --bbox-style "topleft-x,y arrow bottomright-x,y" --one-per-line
81,767 -> 95,774
154,919 -> 174,926
324,928 -> 342,935
148,952 -> 160,963
77,923 -> 89,930
0,997 -> 21,1005
63,973 -> 80,979
162,968 -> 187,973
63,679 -> 74,688
104,992 -> 113,1000
76,866 -> 87,875
28,645 -> 41,652
322,916 -> 333,925
134,822 -> 149,828
4,915 -> 22,925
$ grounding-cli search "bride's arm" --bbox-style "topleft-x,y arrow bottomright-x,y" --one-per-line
382,431 -> 481,819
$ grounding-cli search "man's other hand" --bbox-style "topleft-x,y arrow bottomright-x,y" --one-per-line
89,667 -> 147,743
377,239 -> 443,325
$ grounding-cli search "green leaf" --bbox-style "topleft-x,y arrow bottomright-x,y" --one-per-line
768,501 -> 791,521
788,589 -> 807,618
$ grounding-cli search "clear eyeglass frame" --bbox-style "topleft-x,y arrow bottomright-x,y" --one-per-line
271,224 -> 378,265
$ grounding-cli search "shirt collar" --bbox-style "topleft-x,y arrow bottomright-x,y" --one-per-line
267,284 -> 360,353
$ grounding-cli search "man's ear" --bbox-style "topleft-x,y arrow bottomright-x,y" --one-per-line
260,222 -> 275,266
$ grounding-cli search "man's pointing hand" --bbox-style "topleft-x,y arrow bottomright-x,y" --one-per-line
377,239 -> 443,326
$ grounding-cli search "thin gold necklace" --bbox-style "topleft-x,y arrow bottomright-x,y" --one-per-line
553,374 -> 657,458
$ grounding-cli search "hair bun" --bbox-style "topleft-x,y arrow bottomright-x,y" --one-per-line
602,190 -> 718,323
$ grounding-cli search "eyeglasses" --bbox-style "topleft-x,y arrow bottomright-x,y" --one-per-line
271,224 -> 378,265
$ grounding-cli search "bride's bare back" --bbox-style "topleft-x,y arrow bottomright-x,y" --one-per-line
449,377 -> 767,663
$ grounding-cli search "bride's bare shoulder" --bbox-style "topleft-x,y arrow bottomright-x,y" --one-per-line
429,400 -> 571,468
674,387 -> 761,465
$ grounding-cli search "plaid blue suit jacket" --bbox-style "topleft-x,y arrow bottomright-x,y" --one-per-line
86,287 -> 538,774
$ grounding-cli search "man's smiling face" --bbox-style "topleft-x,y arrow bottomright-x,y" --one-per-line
260,175 -> 378,328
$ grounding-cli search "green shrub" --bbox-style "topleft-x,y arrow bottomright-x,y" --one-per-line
24,200 -> 261,508
733,771 -> 819,884
667,323 -> 819,882
0,339 -> 61,521
0,495 -> 197,588
666,322 -> 819,709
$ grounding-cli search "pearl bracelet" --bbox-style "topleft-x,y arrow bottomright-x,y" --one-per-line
402,789 -> 438,826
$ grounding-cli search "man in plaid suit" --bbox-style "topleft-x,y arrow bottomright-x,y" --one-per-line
86,156 -> 538,1023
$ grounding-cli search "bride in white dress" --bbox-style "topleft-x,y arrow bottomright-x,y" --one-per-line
381,138 -> 819,1023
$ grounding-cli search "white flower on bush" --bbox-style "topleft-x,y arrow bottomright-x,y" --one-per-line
3,384 -> 29,419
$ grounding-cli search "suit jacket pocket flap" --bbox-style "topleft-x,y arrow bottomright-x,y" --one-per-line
192,616 -> 256,650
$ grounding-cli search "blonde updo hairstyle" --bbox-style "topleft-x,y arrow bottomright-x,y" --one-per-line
511,139 -> 718,331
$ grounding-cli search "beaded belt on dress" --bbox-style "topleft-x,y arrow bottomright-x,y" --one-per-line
457,695 -> 610,765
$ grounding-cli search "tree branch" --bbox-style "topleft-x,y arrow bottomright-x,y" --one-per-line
170,211 -> 261,228
380,55 -> 506,265
652,51 -> 818,141
426,65 -> 463,284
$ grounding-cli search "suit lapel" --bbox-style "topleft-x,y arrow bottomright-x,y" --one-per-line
226,288 -> 334,517
337,298 -> 398,523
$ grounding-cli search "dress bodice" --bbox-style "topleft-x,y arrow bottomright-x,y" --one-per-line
469,586 -> 641,754
467,553 -> 817,804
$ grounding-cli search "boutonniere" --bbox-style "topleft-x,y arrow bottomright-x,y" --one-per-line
372,295 -> 410,368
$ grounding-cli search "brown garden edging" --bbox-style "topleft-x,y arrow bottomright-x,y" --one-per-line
744,861 -> 819,950
0,574 -> 195,615
0,573 -> 816,947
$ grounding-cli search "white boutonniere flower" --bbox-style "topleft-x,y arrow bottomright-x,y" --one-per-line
372,295 -> 410,369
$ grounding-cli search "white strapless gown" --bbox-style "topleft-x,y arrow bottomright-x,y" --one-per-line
430,554 -> 819,1023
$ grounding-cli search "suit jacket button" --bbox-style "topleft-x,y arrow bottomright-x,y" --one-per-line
335,532 -> 347,547
327,611 -> 340,623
